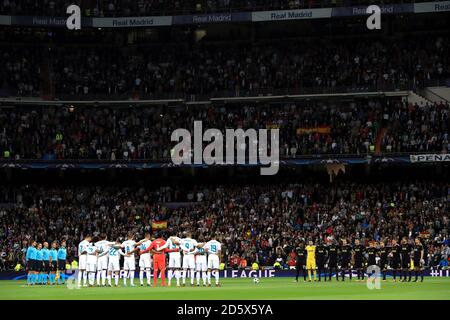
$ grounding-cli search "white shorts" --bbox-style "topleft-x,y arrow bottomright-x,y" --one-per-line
123,257 -> 135,271
196,258 -> 207,272
78,255 -> 87,270
139,254 -> 151,269
86,262 -> 97,273
208,255 -> 220,270
97,256 -> 108,270
108,259 -> 120,272
182,255 -> 195,269
169,255 -> 181,268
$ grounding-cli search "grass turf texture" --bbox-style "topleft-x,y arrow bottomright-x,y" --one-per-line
0,278 -> 449,300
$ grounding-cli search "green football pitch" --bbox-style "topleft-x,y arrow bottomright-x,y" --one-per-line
1,278 -> 449,300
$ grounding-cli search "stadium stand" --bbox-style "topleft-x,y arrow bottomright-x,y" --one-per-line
0,36 -> 449,98
0,99 -> 448,160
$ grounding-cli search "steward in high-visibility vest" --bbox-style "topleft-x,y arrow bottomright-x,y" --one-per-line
252,262 -> 259,270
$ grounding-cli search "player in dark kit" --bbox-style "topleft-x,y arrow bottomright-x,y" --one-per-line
366,241 -> 378,278
352,239 -> 365,281
390,239 -> 401,281
412,238 -> 424,282
400,238 -> 411,282
327,240 -> 339,281
295,244 -> 307,282
367,242 -> 377,266
315,241 -> 327,282
339,239 -> 352,281
378,241 -> 388,281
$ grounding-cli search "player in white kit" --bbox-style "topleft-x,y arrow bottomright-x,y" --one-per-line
94,234 -> 115,286
107,240 -> 125,287
119,232 -> 146,287
86,242 -> 99,286
178,233 -> 198,286
77,235 -> 91,287
194,246 -> 208,286
157,235 -> 181,286
203,237 -> 222,286
137,233 -> 152,286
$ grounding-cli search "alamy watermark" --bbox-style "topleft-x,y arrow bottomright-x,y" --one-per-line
66,4 -> 81,30
366,265 -> 381,290
171,121 -> 279,175
366,5 -> 381,30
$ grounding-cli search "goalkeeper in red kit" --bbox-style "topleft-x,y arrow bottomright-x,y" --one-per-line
140,235 -> 179,286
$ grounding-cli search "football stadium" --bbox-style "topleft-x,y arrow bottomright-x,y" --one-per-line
0,0 -> 449,303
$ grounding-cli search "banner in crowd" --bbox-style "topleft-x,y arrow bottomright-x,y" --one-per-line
252,8 -> 332,22
296,126 -> 331,135
10,15 -> 92,27
410,154 -> 450,163
173,12 -> 250,25
332,3 -> 412,17
0,15 -> 11,25
419,231 -> 431,239
414,1 -> 450,13
151,221 -> 168,230
93,16 -> 172,28
1,269 -> 449,281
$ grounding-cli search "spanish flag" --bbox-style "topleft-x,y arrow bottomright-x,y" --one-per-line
152,221 -> 168,230
296,126 -> 331,135
419,231 -> 430,239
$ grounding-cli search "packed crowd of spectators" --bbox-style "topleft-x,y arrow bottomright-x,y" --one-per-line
0,181 -> 448,270
1,36 -> 448,98
55,37 -> 450,98
381,100 -> 449,153
1,1 -> 443,17
0,47 -> 42,97
0,98 -> 448,160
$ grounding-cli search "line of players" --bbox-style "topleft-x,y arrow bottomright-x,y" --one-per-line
295,238 -> 425,282
77,232 -> 222,287
25,240 -> 67,285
